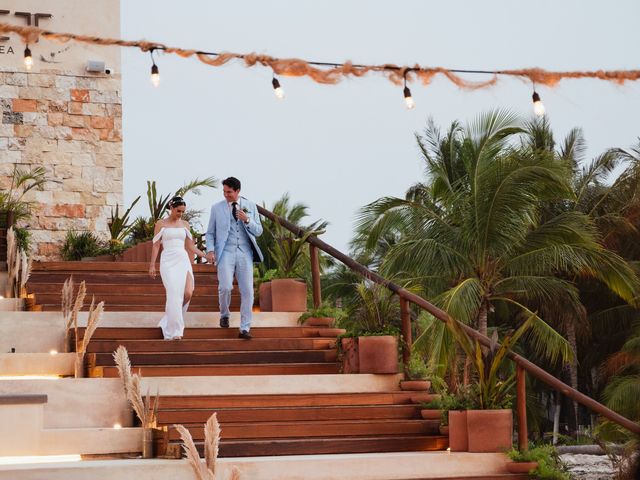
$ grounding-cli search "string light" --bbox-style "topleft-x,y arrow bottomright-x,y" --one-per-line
272,76 -> 285,100
150,50 -> 160,87
23,45 -> 33,70
532,90 -> 545,116
403,75 -> 415,110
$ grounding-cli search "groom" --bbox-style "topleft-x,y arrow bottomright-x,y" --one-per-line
205,177 -> 263,339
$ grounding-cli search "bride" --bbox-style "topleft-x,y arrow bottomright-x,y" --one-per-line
149,196 -> 207,340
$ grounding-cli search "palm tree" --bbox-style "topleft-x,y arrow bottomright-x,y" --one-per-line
356,110 -> 637,379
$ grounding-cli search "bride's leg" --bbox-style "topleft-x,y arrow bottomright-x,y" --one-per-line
183,271 -> 194,306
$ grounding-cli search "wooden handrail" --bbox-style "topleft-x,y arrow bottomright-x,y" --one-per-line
257,205 -> 640,435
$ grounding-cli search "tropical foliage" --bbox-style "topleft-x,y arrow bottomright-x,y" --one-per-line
0,165 -> 54,224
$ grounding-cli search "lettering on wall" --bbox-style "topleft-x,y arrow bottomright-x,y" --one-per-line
0,9 -> 53,56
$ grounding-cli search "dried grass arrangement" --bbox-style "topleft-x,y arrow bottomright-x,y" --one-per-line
5,226 -> 32,303
113,345 -> 159,429
74,296 -> 103,377
175,413 -> 240,480
61,277 -> 87,352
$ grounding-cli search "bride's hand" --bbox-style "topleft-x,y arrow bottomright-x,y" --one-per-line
149,264 -> 156,279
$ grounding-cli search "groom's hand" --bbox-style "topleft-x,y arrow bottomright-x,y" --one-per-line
237,209 -> 249,224
206,251 -> 216,264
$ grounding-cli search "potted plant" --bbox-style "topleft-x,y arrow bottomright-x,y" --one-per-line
0,165 -> 52,228
444,313 -> 540,453
336,282 -> 401,374
400,351 -> 432,391
260,219 -> 325,312
505,444 -> 570,478
298,303 -> 341,327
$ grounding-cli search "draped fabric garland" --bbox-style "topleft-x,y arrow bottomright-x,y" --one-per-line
1,21 -> 640,89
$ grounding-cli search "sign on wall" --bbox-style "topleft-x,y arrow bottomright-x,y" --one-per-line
0,0 -> 119,73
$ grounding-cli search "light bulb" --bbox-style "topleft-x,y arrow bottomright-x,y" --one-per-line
403,86 -> 415,110
113,423 -> 122,429
49,349 -> 58,355
272,77 -> 284,100
24,47 -> 33,71
532,91 -> 545,116
150,64 -> 160,87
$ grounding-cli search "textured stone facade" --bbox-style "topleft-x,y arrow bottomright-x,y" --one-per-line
0,69 -> 122,259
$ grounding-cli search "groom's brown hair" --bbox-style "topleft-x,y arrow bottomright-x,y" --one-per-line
222,177 -> 241,191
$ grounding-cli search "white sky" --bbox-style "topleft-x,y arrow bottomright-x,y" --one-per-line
121,0 -> 640,253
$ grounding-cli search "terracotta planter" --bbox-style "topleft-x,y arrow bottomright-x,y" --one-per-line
81,254 -> 115,262
448,410 -> 468,452
340,337 -> 359,373
506,461 -> 538,474
421,409 -> 442,420
466,409 -> 513,453
119,240 -> 155,262
400,380 -> 431,391
303,316 -> 335,327
259,282 -> 273,312
271,278 -> 307,311
358,335 -> 398,374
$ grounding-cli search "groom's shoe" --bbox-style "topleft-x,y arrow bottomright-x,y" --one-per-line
238,330 -> 252,340
219,316 -> 229,328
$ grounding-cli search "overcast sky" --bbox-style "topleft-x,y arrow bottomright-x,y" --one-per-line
120,0 -> 640,253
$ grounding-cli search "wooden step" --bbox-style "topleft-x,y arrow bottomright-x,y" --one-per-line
78,327 -> 344,340
157,392 -> 435,409
158,404 -> 421,424
90,362 -> 341,377
25,283 -> 226,294
30,261 -> 217,273
31,293 -> 222,305
205,434 -> 448,456
90,349 -> 338,366
169,419 -> 440,440
42,304 -> 218,312
86,338 -> 336,353
27,273 -> 218,284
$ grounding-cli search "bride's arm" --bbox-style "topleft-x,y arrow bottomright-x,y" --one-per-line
149,222 -> 163,277
183,223 -> 207,260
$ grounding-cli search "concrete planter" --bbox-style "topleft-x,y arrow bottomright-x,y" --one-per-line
302,317 -> 335,327
340,337 -> 359,374
271,279 -> 307,312
466,409 -> 513,453
358,335 -> 398,374
259,279 -> 307,312
506,461 -> 538,474
0,298 -> 25,311
259,282 -> 273,312
421,409 -> 442,420
399,380 -> 431,391
448,410 -> 469,452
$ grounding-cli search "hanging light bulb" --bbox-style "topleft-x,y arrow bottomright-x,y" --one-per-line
150,63 -> 160,87
272,77 -> 284,100
403,74 -> 415,110
403,86 -> 415,110
149,49 -> 160,87
24,46 -> 33,71
532,91 -> 545,116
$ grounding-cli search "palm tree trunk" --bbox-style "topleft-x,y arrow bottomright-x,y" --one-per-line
477,301 -> 488,337
566,321 -> 579,433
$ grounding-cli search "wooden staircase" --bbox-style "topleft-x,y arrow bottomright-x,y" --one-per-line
81,326 -> 343,377
0,227 -> 7,272
26,261 -> 238,311
79,323 -> 447,457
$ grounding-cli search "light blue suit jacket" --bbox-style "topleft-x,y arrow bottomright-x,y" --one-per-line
205,197 -> 264,263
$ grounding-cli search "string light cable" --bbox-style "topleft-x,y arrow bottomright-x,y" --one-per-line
2,21 -> 639,110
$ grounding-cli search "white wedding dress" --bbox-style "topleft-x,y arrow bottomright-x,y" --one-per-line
152,226 -> 194,339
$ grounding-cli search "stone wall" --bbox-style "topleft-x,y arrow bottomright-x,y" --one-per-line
0,68 -> 122,259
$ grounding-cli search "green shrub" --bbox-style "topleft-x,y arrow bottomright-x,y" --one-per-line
13,227 -> 31,252
60,231 -> 102,260
506,444 -> 570,480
